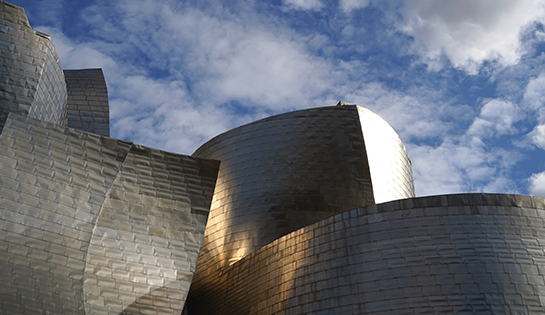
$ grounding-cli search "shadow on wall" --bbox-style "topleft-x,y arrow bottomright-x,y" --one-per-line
119,280 -> 191,314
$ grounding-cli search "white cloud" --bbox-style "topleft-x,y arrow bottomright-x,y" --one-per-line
339,81 -> 457,142
82,0 -> 336,112
529,171 -> 545,197
31,0 -> 536,198
339,0 -> 370,13
467,99 -> 521,138
40,0 -> 341,153
283,0 -> 323,11
524,73 -> 545,111
409,138 -> 519,196
530,125 -> 545,150
523,73 -> 545,149
408,98 -> 524,196
399,0 -> 545,73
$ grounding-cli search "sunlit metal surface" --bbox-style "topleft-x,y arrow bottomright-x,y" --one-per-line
187,193 -> 545,314
189,104 -> 415,308
0,114 -> 219,314
355,106 -> 415,203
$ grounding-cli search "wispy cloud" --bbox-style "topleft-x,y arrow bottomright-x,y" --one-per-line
529,171 -> 545,197
339,0 -> 370,13
19,0 -> 545,197
467,99 -> 522,138
283,0 -> 323,11
398,0 -> 545,73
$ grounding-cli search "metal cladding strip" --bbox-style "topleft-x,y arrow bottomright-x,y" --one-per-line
0,113 -> 220,314
186,193 -> 545,315
0,1 -> 67,130
0,113 -> 130,314
190,105 -> 381,296
64,69 -> 110,137
83,146 -> 219,315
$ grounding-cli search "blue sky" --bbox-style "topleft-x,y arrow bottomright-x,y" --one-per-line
11,0 -> 545,198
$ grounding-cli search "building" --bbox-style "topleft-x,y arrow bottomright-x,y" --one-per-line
2,1 -> 545,314
0,2 -> 219,314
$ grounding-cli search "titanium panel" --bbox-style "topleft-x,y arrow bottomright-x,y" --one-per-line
64,69 -> 110,137
0,1 -> 67,130
187,193 -> 545,315
0,113 -> 219,314
354,105 -> 415,203
28,40 -> 67,125
83,146 -> 219,314
190,104 -> 415,305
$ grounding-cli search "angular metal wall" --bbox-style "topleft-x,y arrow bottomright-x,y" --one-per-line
28,40 -> 67,126
187,193 -> 545,315
64,69 -> 110,137
0,1 -> 67,130
189,105 -> 415,306
0,114 -> 219,314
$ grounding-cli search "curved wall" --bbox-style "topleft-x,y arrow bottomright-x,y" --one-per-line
0,2 -> 67,129
355,106 -> 415,203
190,105 -> 415,301
28,39 -> 67,125
187,193 -> 545,314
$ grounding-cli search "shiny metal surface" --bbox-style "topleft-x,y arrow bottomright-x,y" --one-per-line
189,104 -> 415,307
28,40 -> 67,126
355,106 -> 415,203
64,69 -> 110,137
0,113 -> 219,314
0,1 -> 67,130
187,193 -> 545,314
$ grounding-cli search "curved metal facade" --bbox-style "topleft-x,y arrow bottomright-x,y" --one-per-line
6,1 -> 545,314
0,1 -> 67,129
0,114 -> 219,314
355,106 -> 415,203
187,193 -> 545,314
190,105 -> 415,303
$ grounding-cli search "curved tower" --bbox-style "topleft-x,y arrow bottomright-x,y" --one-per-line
189,104 -> 415,302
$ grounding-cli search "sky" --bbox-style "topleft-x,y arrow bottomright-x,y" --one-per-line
10,0 -> 545,198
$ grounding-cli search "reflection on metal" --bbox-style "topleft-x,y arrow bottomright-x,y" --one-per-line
188,193 -> 545,314
188,104 -> 416,309
355,106 -> 415,203
5,1 -> 543,314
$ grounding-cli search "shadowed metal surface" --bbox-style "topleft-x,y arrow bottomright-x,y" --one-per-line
64,69 -> 110,137
189,105 -> 415,307
0,113 -> 219,314
187,193 -> 545,315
